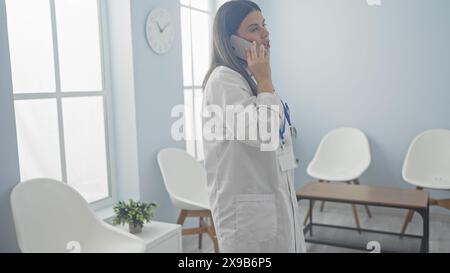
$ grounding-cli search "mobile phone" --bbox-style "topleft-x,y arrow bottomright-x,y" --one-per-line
230,35 -> 253,60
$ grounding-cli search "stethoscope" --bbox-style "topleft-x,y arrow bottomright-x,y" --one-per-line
279,100 -> 298,147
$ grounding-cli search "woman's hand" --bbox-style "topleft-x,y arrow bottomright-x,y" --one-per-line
246,42 -> 274,94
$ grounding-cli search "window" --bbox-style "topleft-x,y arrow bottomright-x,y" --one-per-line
6,0 -> 114,205
180,0 -> 214,161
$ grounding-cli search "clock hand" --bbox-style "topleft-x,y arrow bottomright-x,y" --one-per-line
161,22 -> 171,32
156,21 -> 163,33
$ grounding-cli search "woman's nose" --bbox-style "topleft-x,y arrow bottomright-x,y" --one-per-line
261,27 -> 269,39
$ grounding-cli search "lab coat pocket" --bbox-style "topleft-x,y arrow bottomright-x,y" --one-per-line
234,194 -> 277,242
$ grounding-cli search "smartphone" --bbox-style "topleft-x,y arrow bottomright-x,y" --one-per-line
230,35 -> 253,60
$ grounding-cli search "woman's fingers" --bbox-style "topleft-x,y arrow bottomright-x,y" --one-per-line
245,48 -> 251,63
247,42 -> 270,62
259,44 -> 266,59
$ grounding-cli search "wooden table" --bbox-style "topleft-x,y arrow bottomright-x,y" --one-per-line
297,181 -> 429,253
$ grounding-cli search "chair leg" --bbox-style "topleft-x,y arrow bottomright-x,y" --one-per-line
303,200 -> 316,226
320,200 -> 326,212
353,179 -> 372,218
182,210 -> 220,252
198,217 -> 203,249
177,210 -> 187,225
351,204 -> 361,233
178,210 -> 219,252
400,209 -> 414,238
436,199 -> 450,210
363,205 -> 372,218
207,214 -> 219,253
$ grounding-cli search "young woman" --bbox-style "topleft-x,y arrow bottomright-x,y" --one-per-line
202,0 -> 306,253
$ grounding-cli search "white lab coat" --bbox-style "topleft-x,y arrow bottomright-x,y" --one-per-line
202,65 -> 307,253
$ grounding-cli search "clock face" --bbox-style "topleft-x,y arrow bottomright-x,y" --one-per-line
146,8 -> 174,55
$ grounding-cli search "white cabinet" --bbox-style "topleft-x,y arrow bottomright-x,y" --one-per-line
117,221 -> 182,253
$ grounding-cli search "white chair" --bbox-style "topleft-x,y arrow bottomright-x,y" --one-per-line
400,129 -> 450,235
10,178 -> 145,253
305,127 -> 372,231
157,148 -> 219,252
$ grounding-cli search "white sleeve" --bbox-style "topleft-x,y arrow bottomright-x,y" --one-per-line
203,68 -> 282,150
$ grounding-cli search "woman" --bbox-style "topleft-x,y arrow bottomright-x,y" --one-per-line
202,0 -> 306,253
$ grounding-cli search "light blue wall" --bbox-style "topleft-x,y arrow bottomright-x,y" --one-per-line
0,0 -> 21,252
130,0 -> 185,223
257,0 -> 450,199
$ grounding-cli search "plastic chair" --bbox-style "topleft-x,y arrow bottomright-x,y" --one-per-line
400,129 -> 450,235
10,178 -> 145,253
157,148 -> 219,252
305,128 -> 372,231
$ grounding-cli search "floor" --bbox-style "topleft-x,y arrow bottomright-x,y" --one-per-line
182,201 -> 450,253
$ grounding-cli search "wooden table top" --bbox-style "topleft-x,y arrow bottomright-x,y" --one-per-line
296,181 -> 429,209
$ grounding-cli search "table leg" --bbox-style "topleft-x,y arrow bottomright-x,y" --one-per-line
425,205 -> 429,252
417,207 -> 429,253
309,199 -> 313,237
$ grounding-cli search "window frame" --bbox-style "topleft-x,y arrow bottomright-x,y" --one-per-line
9,0 -> 117,209
180,0 -> 214,161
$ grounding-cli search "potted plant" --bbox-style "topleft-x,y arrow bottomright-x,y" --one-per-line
112,199 -> 158,234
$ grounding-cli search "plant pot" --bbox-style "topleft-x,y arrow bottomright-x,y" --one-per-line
128,223 -> 143,234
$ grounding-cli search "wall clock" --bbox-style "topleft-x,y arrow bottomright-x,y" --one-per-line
146,8 -> 174,55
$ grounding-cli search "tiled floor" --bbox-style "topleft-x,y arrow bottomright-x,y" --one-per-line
182,201 -> 450,253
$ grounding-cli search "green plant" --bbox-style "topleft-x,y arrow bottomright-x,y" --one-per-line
112,199 -> 158,232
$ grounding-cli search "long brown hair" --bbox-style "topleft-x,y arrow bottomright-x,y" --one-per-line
202,0 -> 261,96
